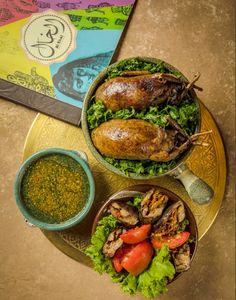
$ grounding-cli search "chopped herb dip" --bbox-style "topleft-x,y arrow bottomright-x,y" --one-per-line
21,154 -> 89,223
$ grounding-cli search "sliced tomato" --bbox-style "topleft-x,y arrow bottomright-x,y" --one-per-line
112,245 -> 133,273
151,231 -> 190,250
120,224 -> 152,244
113,254 -> 123,272
121,240 -> 153,276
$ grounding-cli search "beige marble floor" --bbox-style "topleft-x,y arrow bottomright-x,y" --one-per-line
0,1 -> 235,299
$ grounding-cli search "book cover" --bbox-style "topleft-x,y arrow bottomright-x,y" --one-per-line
0,0 -> 136,125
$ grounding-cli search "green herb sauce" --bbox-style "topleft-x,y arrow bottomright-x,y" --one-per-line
21,154 -> 89,223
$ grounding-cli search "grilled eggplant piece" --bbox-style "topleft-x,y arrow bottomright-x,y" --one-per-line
102,228 -> 125,258
109,201 -> 139,227
140,188 -> 169,223
153,200 -> 185,236
172,243 -> 191,272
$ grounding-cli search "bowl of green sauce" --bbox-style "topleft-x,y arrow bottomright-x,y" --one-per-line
14,148 -> 95,230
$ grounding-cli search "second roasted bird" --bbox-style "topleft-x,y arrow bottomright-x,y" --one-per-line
91,118 -> 206,162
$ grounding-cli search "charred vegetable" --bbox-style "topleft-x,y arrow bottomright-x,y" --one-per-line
109,201 -> 139,227
153,200 -> 186,236
172,243 -> 191,272
103,228 -> 125,258
140,188 -> 169,223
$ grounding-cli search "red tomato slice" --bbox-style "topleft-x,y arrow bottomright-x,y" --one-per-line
112,245 -> 133,273
151,231 -> 190,250
121,240 -> 153,276
120,224 -> 152,244
113,254 -> 123,272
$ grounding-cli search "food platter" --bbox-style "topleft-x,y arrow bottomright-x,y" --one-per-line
23,101 -> 226,267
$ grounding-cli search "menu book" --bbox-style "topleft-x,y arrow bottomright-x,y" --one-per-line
0,0 -> 136,126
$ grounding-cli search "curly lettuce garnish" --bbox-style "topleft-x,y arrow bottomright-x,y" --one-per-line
106,58 -> 182,79
87,99 -> 198,134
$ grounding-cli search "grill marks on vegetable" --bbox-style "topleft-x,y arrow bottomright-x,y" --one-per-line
21,154 -> 89,223
140,188 -> 169,223
109,201 -> 139,227
103,228 -> 125,258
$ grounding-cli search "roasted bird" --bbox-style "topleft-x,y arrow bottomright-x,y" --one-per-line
91,118 -> 208,162
95,71 -> 202,111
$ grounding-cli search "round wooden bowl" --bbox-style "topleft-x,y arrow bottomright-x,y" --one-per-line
92,184 -> 198,283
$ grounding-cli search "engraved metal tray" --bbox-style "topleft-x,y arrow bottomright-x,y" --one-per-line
23,101 -> 226,267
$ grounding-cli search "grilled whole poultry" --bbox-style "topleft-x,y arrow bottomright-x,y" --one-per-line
91,118 -> 199,162
95,71 -> 201,111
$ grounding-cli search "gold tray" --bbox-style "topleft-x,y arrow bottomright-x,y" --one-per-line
23,102 -> 226,267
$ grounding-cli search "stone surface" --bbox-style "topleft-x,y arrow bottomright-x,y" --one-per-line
0,0 -> 235,299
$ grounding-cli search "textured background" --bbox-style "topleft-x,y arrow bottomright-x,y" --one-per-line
0,1 -> 235,299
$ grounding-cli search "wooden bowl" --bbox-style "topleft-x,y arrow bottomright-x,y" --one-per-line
92,184 -> 198,282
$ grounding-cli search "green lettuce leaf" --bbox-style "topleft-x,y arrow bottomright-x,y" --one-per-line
127,195 -> 143,208
177,219 -> 190,233
86,214 -> 139,286
120,274 -> 138,295
138,245 -> 176,298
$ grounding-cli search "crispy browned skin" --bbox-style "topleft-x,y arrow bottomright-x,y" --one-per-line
95,73 -> 184,111
91,119 -> 180,162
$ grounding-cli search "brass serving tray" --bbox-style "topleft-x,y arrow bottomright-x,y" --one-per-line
23,102 -> 226,267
